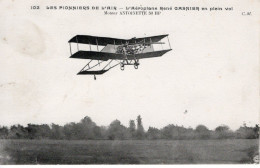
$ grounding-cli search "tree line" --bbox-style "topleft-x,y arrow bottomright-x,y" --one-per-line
0,115 -> 258,140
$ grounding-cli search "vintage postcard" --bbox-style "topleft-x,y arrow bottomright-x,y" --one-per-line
0,0 -> 259,165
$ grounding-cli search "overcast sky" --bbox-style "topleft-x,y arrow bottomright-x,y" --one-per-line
0,0 -> 259,130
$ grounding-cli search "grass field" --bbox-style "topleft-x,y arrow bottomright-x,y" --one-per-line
0,139 -> 258,164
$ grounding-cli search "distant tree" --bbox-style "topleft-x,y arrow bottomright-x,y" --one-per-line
63,117 -> 98,140
26,124 -> 37,139
215,125 -> 230,132
161,125 -> 173,139
64,122 -> 78,140
26,124 -> 51,139
214,125 -> 234,139
136,115 -> 145,139
0,126 -> 8,139
78,116 -> 97,139
161,124 -> 175,139
51,123 -> 65,139
184,127 -> 196,140
107,120 -> 129,140
236,124 -> 258,139
38,124 -> 52,138
161,124 -> 193,140
253,124 -> 259,138
147,127 -> 161,139
2,115 -> 258,140
195,125 -> 210,139
8,125 -> 28,139
98,126 -> 108,139
128,120 -> 136,139
92,126 -> 101,139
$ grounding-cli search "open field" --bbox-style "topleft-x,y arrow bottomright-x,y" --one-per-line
0,139 -> 258,164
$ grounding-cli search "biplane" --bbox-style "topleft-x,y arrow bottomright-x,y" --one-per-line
68,34 -> 172,80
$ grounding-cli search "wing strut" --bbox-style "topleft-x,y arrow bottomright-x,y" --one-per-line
79,60 -> 93,72
69,43 -> 72,56
102,60 -> 113,70
76,36 -> 79,51
167,35 -> 171,49
150,38 -> 154,51
96,38 -> 99,51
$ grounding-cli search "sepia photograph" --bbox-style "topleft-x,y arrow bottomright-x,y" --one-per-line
0,0 -> 259,165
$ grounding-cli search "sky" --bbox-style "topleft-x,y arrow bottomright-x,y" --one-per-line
0,0 -> 259,131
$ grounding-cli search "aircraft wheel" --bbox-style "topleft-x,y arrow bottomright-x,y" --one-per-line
134,64 -> 138,69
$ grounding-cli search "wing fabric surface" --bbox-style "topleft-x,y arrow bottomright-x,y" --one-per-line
70,49 -> 171,60
70,51 -> 125,60
77,70 -> 108,75
69,35 -> 125,45
129,35 -> 168,44
127,49 -> 172,60
68,34 -> 168,45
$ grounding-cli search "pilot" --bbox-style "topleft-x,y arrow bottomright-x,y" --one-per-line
122,42 -> 128,55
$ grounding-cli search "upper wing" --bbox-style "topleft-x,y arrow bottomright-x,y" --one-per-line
68,34 -> 169,45
128,34 -> 169,44
68,35 -> 127,45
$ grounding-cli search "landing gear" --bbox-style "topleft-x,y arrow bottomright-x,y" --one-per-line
134,59 -> 139,69
120,63 -> 124,71
94,75 -> 96,80
120,59 -> 139,70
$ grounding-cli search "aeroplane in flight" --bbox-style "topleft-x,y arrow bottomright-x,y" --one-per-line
68,34 -> 172,80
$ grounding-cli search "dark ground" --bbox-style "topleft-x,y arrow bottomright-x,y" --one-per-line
0,139 -> 258,164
